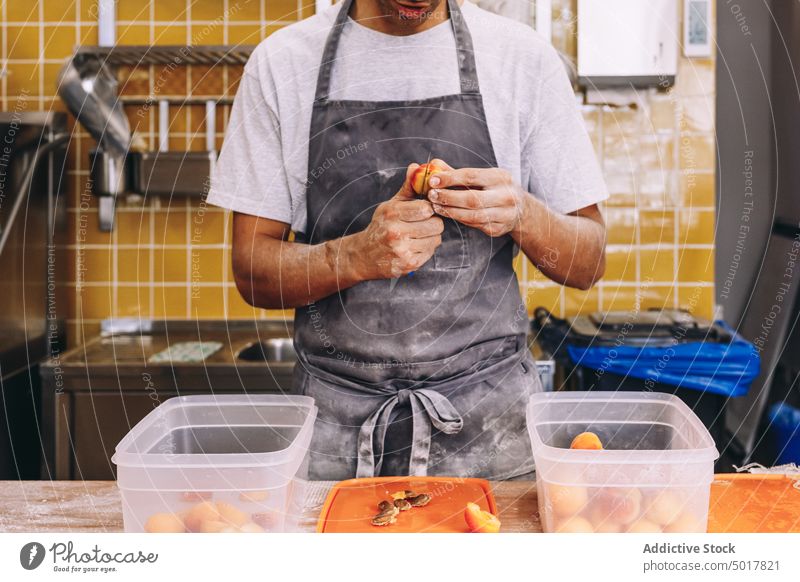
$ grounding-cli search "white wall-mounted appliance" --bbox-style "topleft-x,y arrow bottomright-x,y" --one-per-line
683,0 -> 712,57
577,0 -> 679,88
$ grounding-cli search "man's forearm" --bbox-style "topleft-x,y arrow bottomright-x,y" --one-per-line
511,194 -> 606,290
235,234 -> 365,309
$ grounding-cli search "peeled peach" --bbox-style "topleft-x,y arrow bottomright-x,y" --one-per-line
464,502 -> 501,533
410,162 -> 446,196
554,516 -> 594,533
547,484 -> 588,517
216,501 -> 249,527
590,488 -> 642,526
183,500 -> 221,532
664,512 -> 704,533
144,512 -> 185,533
644,491 -> 684,526
570,432 -> 603,450
627,518 -> 662,533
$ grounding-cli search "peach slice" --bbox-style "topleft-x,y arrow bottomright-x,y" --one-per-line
239,490 -> 270,503
181,491 -> 213,503
464,502 -> 501,533
569,432 -> 604,450
410,162 -> 446,196
216,501 -> 250,527
144,512 -> 185,533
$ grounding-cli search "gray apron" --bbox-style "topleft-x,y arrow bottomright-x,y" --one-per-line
293,0 -> 540,480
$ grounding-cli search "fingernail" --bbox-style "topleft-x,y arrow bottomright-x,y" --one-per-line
429,176 -> 440,187
433,204 -> 442,213
429,189 -> 438,201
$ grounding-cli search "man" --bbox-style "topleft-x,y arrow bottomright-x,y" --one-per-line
209,0 -> 607,480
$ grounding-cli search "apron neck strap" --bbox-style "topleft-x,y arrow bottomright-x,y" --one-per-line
314,0 -> 480,103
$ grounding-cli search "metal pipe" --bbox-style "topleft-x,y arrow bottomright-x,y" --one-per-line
205,100 -> 216,153
0,135 -> 69,256
158,100 -> 169,153
98,0 -> 116,47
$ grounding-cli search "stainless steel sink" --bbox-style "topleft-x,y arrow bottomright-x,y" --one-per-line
41,319 -> 300,480
236,338 -> 297,363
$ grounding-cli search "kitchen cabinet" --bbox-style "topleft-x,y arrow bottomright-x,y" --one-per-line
40,320 -> 296,480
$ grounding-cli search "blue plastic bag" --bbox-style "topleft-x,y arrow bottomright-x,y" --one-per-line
767,403 -> 800,464
566,322 -> 761,397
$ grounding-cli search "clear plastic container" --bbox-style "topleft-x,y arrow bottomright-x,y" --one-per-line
526,391 -> 719,533
112,394 -> 317,533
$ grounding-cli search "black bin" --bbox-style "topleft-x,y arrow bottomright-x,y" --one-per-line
532,308 -> 759,446
566,363 -> 728,444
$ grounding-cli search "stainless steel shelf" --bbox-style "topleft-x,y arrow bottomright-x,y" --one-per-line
74,44 -> 256,67
119,96 -> 234,106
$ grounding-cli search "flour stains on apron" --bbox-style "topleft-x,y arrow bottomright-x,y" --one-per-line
293,0 -> 541,480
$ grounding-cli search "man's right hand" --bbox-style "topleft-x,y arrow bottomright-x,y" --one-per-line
347,164 -> 445,280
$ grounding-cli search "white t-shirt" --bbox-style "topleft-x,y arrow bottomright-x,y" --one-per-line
208,1 -> 608,233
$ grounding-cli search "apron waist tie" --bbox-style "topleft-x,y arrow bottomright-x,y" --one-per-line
356,388 -> 464,478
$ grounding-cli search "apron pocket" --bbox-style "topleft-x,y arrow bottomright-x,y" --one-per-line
432,219 -> 472,270
520,353 -> 544,395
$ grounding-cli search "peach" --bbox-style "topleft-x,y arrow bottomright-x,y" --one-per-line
239,490 -> 270,503
644,491 -> 684,526
251,511 -> 280,531
554,516 -> 594,533
216,501 -> 249,527
464,502 -> 501,533
664,512 -> 705,533
183,500 -> 221,532
410,161 -> 446,196
144,512 -> 185,533
627,519 -> 662,533
180,491 -> 213,503
570,432 -> 603,450
590,488 -> 642,526
547,484 -> 588,517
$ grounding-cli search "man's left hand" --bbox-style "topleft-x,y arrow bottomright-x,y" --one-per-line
427,166 -> 530,238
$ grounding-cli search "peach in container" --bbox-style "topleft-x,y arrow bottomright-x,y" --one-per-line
526,391 -> 718,533
112,395 -> 317,533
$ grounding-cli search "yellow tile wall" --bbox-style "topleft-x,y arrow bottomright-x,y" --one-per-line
2,0 -> 716,347
524,0 -> 717,321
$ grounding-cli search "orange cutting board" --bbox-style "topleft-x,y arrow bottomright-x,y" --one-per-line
708,473 -> 800,533
317,477 -> 497,533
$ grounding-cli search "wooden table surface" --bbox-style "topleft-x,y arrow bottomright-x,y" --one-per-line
0,480 -> 542,533
3,477 -> 797,533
